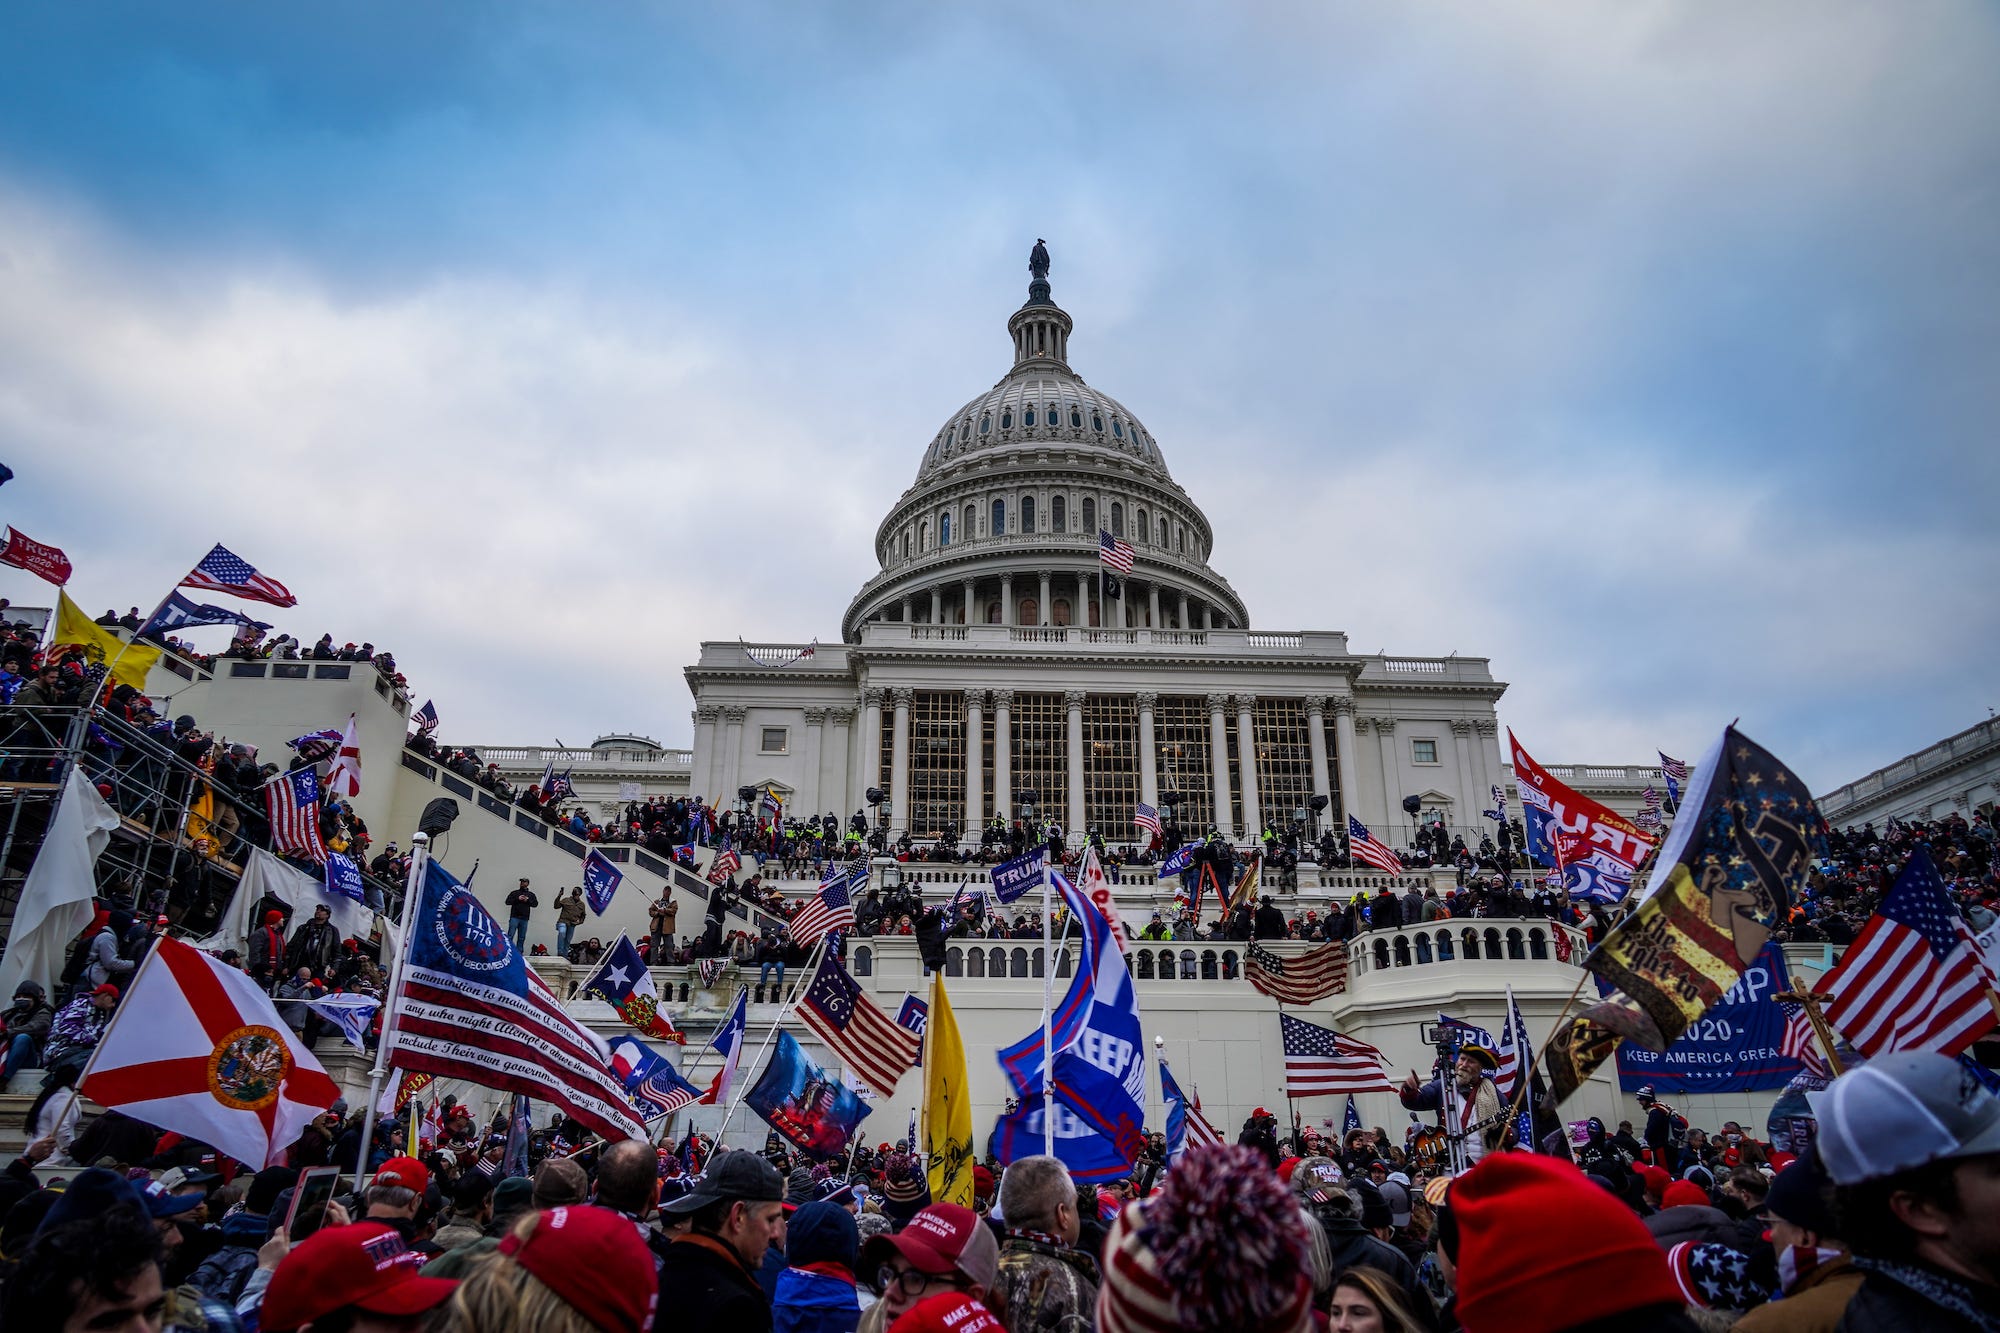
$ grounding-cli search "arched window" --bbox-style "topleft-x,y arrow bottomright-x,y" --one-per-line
1017,597 -> 1037,624
967,949 -> 985,978
965,504 -> 976,538
1070,407 -> 1082,428
1177,527 -> 1186,553
1082,498 -> 1096,532
961,420 -> 971,441
1025,407 -> 1036,427
1136,508 -> 1148,543
1010,948 -> 1029,978
855,947 -> 874,977
979,413 -> 990,435
1112,419 -> 1124,438
987,601 -> 1003,624
939,512 -> 951,546
1002,409 -> 1014,429
1110,503 -> 1124,538
1021,495 -> 1036,533
1092,412 -> 1104,432
1088,599 -> 1100,627
992,499 -> 1005,535
901,531 -> 911,559
1136,951 -> 1155,980
1051,495 -> 1066,532
944,948 -> 961,977
920,520 -> 930,551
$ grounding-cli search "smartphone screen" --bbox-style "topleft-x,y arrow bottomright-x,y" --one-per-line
285,1166 -> 340,1240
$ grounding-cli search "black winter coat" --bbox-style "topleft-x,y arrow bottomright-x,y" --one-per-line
659,1235 -> 772,1333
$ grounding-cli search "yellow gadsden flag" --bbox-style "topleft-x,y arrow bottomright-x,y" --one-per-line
923,971 -> 975,1207
50,591 -> 159,692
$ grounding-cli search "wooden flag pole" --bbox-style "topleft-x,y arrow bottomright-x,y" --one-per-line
1774,972 -> 1845,1078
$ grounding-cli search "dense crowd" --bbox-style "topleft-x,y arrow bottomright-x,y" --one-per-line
3,1045 -> 1996,1331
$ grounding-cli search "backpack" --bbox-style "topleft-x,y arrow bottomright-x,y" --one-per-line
58,931 -> 96,989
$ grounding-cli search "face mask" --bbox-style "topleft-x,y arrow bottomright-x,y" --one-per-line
1778,1244 -> 1844,1292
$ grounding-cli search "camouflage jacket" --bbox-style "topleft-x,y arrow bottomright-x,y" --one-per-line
995,1231 -> 1100,1333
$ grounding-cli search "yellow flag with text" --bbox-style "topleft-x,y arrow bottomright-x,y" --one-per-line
51,591 -> 160,692
924,971 -> 975,1207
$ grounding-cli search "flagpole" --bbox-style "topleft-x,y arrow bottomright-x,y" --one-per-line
354,831 -> 430,1194
1040,854 -> 1054,1157
713,933 -> 831,1144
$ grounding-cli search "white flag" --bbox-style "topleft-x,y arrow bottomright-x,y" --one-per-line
0,768 -> 119,1000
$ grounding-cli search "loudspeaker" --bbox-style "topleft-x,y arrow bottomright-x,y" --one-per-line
1401,795 -> 1423,816
418,798 -> 461,837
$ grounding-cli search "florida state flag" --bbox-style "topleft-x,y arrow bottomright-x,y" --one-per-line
81,937 -> 341,1168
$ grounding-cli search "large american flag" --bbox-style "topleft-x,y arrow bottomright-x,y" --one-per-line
1819,848 -> 1997,1058
1495,986 -> 1534,1101
707,846 -> 741,884
789,863 -> 856,946
1098,529 -> 1135,574
181,543 -> 298,608
1280,1014 -> 1395,1097
797,952 -> 919,1098
1347,814 -> 1404,875
1246,940 -> 1349,1005
1780,1000 -> 1830,1079
1132,802 -> 1162,839
266,767 -> 328,863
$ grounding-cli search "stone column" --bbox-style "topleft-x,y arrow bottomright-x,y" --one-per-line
965,692 -> 984,831
1136,691 -> 1160,815
1115,584 -> 1127,629
1207,692 -> 1233,839
900,594 -> 913,624
1203,604 -> 1215,631
1372,718 -> 1400,839
1065,689 -> 1087,840
1474,720 -> 1503,819
1235,694 -> 1262,838
962,578 -> 975,626
1038,571 -> 1052,626
929,588 -> 941,625
992,689 -> 1013,828
802,707 -> 827,816
1177,591 -> 1189,630
1304,696 -> 1332,838
1331,697 -> 1360,829
1148,584 -> 1161,629
1000,573 -> 1014,628
694,705 -> 721,800
889,688 -> 913,838
859,688 -> 885,807
827,706 -> 855,817
1450,720 -> 1479,831
719,706 -> 746,802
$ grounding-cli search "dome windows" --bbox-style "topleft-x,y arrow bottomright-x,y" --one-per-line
1001,410 -> 1013,430
960,420 -> 971,442
1092,412 -> 1104,432
939,511 -> 951,546
965,503 -> 976,538
1070,407 -> 1082,429
1136,507 -> 1149,543
1110,503 -> 1124,538
1112,419 -> 1124,438
1082,497 -> 1096,532
1052,495 -> 1067,532
1025,407 -> 1037,427
992,498 -> 1006,535
979,413 -> 990,435
1158,517 -> 1168,547
1021,495 -> 1036,533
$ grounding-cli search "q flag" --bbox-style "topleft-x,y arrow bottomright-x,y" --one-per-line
990,849 -> 1046,904
746,1029 -> 872,1161
0,528 -> 71,586
1511,731 -> 1657,904
582,849 -> 624,916
1546,726 -> 1824,1105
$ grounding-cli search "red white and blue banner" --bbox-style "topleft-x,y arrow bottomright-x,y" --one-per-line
1611,940 -> 1804,1094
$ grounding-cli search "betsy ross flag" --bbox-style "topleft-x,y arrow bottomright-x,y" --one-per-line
582,934 -> 686,1044
1280,1014 -> 1395,1097
1347,815 -> 1404,875
697,987 -> 750,1105
1818,847 -> 1997,1059
1098,529 -> 1135,573
181,543 -> 297,608
80,936 -> 340,1168
1133,803 -> 1162,839
798,952 -> 920,1098
266,767 -> 328,864
385,859 -> 645,1141
1246,940 -> 1349,1005
789,862 -> 856,947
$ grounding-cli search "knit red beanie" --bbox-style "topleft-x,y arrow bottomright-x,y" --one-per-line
1661,1180 -> 1710,1210
1452,1153 -> 1680,1333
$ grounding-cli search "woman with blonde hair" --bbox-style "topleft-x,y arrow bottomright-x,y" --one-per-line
1328,1266 -> 1427,1333
428,1205 -> 658,1333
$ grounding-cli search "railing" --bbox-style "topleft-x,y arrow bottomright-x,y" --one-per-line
472,744 -> 694,770
856,623 -> 1367,659
1817,717 -> 1999,816
1347,921 -> 1588,977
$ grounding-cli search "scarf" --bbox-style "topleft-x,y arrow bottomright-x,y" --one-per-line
1778,1245 -> 1847,1294
1854,1256 -> 2000,1332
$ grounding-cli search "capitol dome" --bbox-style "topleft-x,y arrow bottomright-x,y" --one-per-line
843,245 -> 1249,642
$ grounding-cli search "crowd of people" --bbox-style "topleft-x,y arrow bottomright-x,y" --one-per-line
4,1046 -> 1997,1331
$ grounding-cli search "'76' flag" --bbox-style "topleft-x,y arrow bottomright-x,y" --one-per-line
81,936 -> 340,1168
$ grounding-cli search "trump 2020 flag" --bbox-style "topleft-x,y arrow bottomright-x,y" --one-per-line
582,849 -> 624,916
325,852 -> 365,905
746,1030 -> 871,1161
81,937 -> 341,1167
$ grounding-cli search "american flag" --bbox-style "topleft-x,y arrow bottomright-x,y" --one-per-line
707,845 -> 741,884
1347,814 -> 1404,875
1780,1000 -> 1830,1079
180,543 -> 298,608
789,863 -> 855,946
1133,802 -> 1162,839
267,767 -> 329,863
1495,985 -> 1534,1101
797,952 -> 919,1098
412,699 -> 439,734
1246,940 -> 1349,1005
287,728 -> 341,763
1098,529 -> 1135,574
697,957 -> 726,989
1659,752 -> 1688,806
1819,848 -> 1997,1058
1280,1014 -> 1394,1097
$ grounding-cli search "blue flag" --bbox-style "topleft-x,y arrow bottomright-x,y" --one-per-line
1159,1056 -> 1198,1164
990,850 -> 1046,904
407,857 -> 529,996
990,1094 -> 1139,1183
138,591 -> 272,638
609,1036 -> 701,1120
325,852 -> 365,904
502,1095 -> 532,1179
1158,844 -> 1196,878
583,848 -> 624,916
746,1030 -> 871,1161
1343,1095 -> 1362,1135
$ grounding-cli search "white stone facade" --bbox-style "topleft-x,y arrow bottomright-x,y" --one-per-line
1817,717 -> 2000,828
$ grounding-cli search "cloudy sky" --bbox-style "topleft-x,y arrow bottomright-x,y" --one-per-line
2,2 -> 1994,792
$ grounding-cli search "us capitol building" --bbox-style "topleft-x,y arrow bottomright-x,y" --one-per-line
686,247 -> 1516,847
